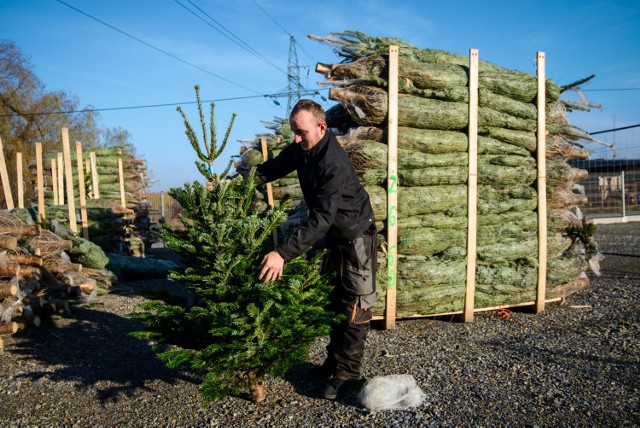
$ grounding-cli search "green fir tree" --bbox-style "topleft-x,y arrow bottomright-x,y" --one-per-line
130,86 -> 338,404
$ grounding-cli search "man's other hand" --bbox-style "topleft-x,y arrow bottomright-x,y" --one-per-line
259,251 -> 284,282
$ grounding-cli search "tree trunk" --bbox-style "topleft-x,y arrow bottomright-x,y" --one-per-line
0,236 -> 18,250
4,253 -> 43,266
0,322 -> 18,335
0,282 -> 17,298
247,371 -> 266,403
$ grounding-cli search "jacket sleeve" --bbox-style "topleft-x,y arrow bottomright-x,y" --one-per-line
276,162 -> 345,260
255,143 -> 297,183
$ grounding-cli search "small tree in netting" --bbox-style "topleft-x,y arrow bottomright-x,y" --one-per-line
130,86 -> 338,404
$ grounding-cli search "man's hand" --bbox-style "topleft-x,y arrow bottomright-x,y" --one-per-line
206,179 -> 230,191
259,251 -> 284,282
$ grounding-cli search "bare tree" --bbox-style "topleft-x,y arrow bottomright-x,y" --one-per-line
0,40 -> 105,205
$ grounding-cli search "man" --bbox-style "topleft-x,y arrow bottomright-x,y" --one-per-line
257,99 -> 377,400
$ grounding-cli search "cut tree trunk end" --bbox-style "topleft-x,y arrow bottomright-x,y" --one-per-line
0,283 -> 17,298
0,322 -> 18,335
247,371 -> 266,403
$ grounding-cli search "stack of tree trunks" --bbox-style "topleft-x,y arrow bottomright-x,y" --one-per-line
0,212 -> 110,347
307,31 -> 597,316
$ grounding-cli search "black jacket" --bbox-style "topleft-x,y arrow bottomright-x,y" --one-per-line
256,131 -> 375,261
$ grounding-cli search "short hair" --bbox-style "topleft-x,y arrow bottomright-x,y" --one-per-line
290,99 -> 326,124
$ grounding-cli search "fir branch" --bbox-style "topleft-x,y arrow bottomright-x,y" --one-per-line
193,86 -> 210,155
177,106 -> 209,165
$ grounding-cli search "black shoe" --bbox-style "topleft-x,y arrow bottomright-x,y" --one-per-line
323,378 -> 347,400
308,363 -> 334,380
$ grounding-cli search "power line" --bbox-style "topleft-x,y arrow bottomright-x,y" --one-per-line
55,0 -> 260,94
583,88 -> 640,92
590,124 -> 640,135
0,89 -> 328,117
252,0 -> 291,36
251,0 -> 315,64
173,0 -> 288,76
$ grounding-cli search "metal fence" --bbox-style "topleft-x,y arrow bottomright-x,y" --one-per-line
570,125 -> 640,221
147,191 -> 184,229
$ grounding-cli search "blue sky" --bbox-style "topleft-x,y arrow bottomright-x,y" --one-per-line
2,0 -> 639,191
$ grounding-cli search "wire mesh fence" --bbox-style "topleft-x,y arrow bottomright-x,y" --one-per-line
570,125 -> 640,220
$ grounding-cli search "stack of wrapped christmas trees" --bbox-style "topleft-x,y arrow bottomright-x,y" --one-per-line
30,145 -> 154,256
237,31 -> 599,316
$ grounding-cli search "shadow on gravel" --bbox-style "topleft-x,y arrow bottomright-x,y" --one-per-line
10,306 -> 197,404
284,362 -> 365,409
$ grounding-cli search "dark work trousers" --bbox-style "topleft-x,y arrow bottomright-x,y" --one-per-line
322,226 -> 378,381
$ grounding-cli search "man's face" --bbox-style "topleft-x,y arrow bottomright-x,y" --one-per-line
290,110 -> 327,152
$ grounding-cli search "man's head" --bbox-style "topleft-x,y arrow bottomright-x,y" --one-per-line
289,99 -> 327,152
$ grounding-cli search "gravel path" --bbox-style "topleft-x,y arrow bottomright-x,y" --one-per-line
1,223 -> 638,427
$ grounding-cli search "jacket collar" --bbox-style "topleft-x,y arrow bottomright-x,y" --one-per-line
303,130 -> 330,158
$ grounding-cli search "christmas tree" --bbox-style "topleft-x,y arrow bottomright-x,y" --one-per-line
130,86 -> 338,404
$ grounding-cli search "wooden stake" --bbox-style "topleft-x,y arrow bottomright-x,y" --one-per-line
118,157 -> 126,208
16,152 -> 24,209
260,138 -> 278,248
85,159 -> 92,198
0,137 -> 14,210
76,141 -> 89,239
463,49 -> 479,323
36,143 -> 46,220
536,52 -> 548,313
51,158 -> 59,205
90,151 -> 100,199
61,128 -> 77,233
57,152 -> 64,205
385,45 -> 399,330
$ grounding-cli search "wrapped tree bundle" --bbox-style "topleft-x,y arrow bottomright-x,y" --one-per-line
34,144 -> 155,256
305,31 -> 597,317
329,86 -> 537,132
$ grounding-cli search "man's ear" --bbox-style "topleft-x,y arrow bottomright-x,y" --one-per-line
319,121 -> 328,133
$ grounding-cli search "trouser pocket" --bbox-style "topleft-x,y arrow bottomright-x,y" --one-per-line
340,233 -> 377,309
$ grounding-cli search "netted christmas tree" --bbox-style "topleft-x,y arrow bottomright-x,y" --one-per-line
130,86 -> 338,404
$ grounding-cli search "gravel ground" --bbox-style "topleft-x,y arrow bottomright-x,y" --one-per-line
0,222 -> 638,427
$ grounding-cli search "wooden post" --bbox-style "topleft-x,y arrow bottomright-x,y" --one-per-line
36,143 -> 46,220
0,137 -> 14,210
118,157 -> 126,208
535,52 -> 548,313
385,45 -> 399,330
85,159 -> 92,198
61,128 -> 77,233
161,191 -> 165,222
16,152 -> 24,209
90,151 -> 100,199
51,158 -> 59,205
76,141 -> 89,239
463,48 -> 479,323
260,137 -> 278,248
57,152 -> 64,205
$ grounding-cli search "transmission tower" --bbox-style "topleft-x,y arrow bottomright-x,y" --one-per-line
286,35 -> 305,116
